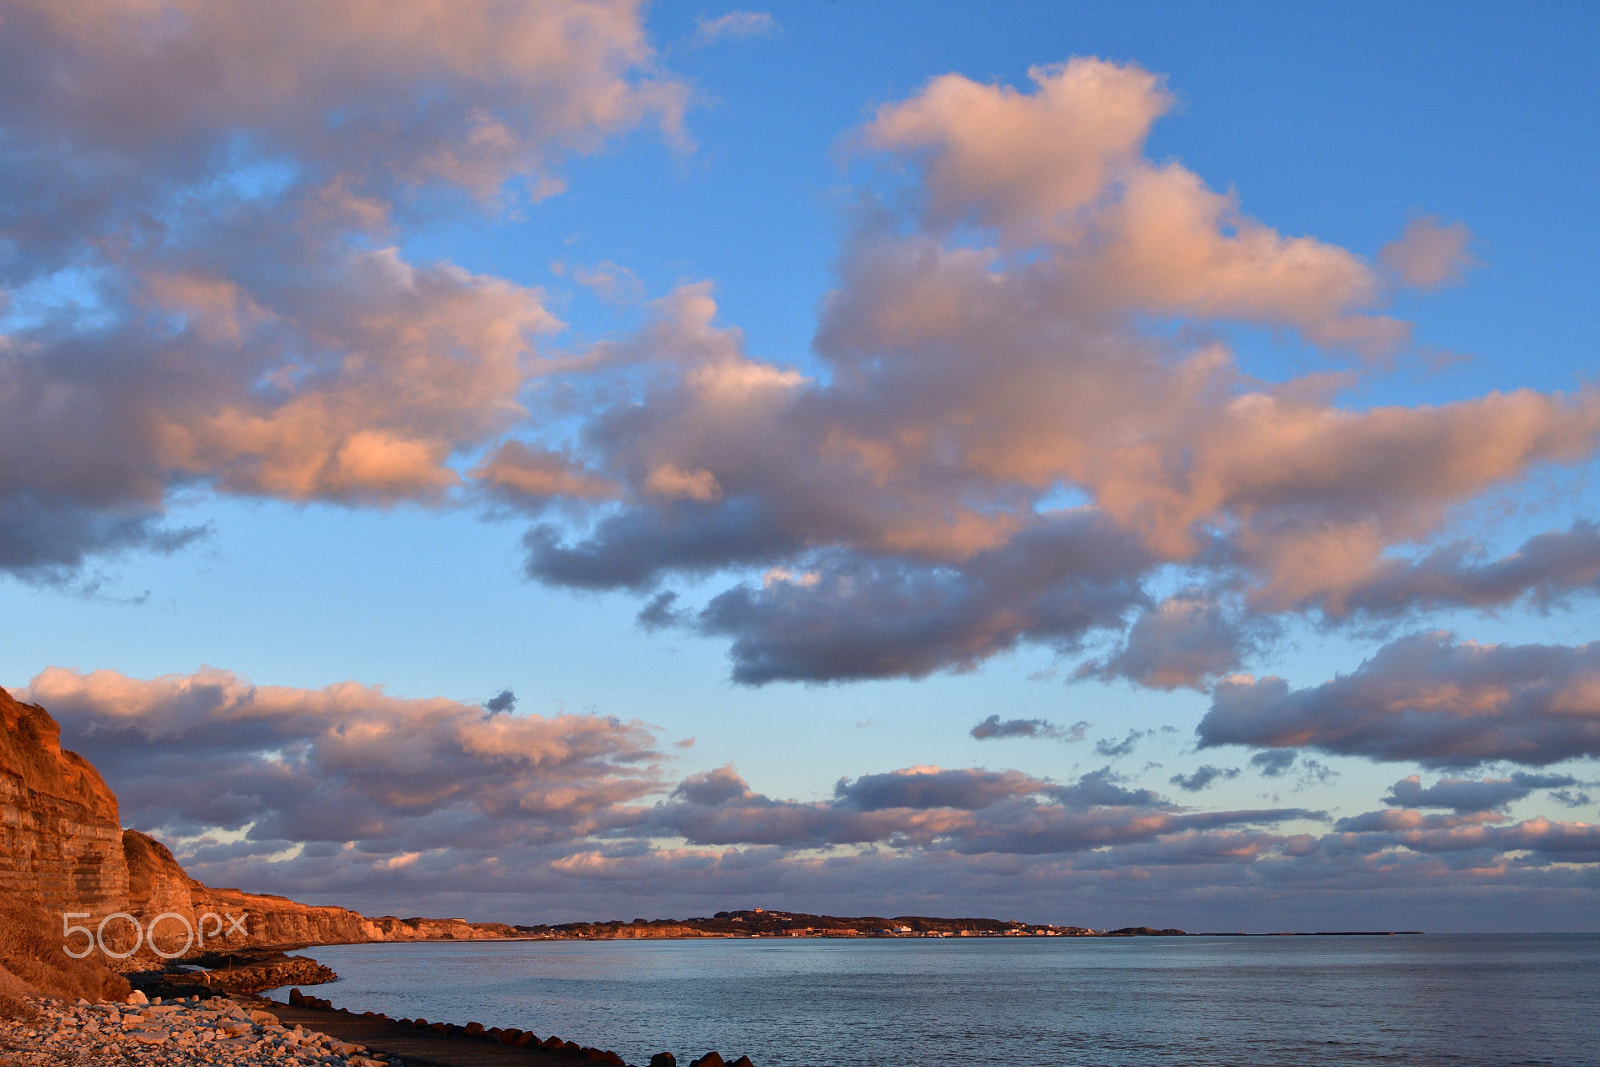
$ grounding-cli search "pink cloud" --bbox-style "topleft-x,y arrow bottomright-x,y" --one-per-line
21,666 -> 664,849
1380,216 -> 1480,290
858,60 -> 1171,244
0,0 -> 682,570
19,665 -> 1595,930
6,32 -> 1599,722
473,63 -> 1598,689
1200,631 -> 1600,767
1077,594 -> 1252,690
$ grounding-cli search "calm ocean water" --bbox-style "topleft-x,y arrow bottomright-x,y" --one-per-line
279,935 -> 1600,1066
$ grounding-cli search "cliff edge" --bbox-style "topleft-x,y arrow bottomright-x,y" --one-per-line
0,686 -> 513,982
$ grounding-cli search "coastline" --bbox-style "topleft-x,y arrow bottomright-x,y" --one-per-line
113,953 -> 751,1067
0,988 -> 719,1067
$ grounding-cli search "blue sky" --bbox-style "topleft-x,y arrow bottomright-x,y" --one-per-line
2,1 -> 1598,931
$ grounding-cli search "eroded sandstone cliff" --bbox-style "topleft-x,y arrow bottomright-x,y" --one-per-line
1,686 -> 514,962
0,688 -> 128,915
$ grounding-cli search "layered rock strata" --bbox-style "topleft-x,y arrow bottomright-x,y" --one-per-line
0,689 -> 128,913
1,687 -> 513,956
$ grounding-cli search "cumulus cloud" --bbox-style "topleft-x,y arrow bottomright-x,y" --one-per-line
1316,521 -> 1600,620
1382,772 -> 1580,813
483,689 -> 517,715
483,59 -> 1600,689
855,61 -> 1172,246
0,494 -> 207,584
15,668 -> 1598,928
642,763 -> 1296,855
836,766 -> 1063,811
15,666 -> 1288,874
9,29 -> 1600,720
1330,810 -> 1600,865
970,714 -> 1089,741
1250,750 -> 1298,778
1200,632 -> 1600,767
1550,789 -> 1594,809
22,666 -> 663,851
1077,595 -> 1250,690
1380,216 -> 1480,290
1171,765 -> 1241,792
473,443 -> 619,506
0,0 -> 683,575
692,531 -> 1149,683
0,0 -> 684,232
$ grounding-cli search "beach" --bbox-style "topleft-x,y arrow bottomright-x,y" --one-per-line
0,990 -> 676,1067
0,993 -> 390,1067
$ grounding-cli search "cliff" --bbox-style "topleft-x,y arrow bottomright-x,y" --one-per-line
0,686 -> 513,968
0,689 -> 128,914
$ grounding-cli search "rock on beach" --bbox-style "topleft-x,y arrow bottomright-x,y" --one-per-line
0,993 -> 389,1067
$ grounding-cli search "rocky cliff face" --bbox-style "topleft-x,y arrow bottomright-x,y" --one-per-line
1,687 -> 513,958
191,883 -> 517,947
0,688 -> 130,917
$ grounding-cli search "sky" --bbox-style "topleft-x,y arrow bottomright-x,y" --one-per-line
2,0 -> 1598,932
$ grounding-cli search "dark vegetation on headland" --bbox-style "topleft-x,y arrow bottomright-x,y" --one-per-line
513,909 -> 1184,940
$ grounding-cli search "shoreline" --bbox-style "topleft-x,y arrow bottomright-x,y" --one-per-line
118,956 -> 751,1067
0,989 -> 728,1067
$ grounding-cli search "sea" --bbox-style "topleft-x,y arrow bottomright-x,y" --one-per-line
276,934 -> 1600,1066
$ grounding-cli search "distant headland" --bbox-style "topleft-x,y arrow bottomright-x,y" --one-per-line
515,910 -> 1184,939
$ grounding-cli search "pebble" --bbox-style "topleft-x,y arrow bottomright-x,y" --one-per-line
0,994 -> 393,1067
